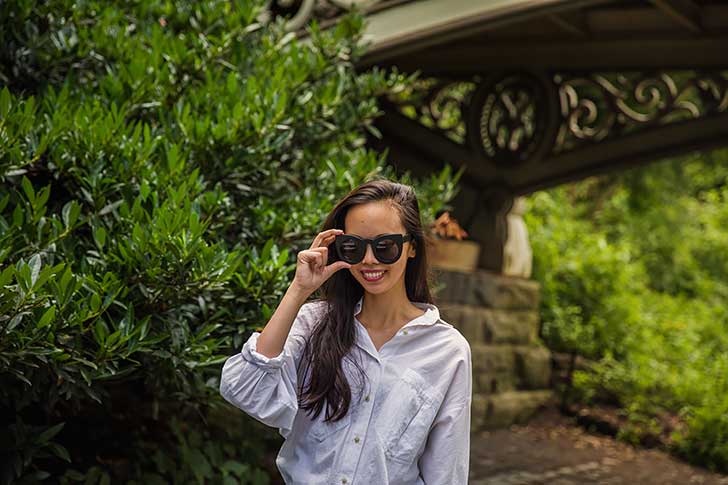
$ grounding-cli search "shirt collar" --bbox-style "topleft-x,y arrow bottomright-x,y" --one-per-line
353,295 -> 441,328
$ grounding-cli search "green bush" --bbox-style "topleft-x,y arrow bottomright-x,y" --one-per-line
0,1 -> 463,482
525,151 -> 728,472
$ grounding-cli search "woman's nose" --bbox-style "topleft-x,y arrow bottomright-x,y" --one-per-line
362,243 -> 378,264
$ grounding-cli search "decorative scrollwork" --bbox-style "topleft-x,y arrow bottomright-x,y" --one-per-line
386,79 -> 476,144
386,70 -> 728,163
387,72 -> 557,167
554,71 -> 728,152
468,73 -> 556,167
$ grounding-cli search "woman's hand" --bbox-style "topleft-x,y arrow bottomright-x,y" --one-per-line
291,228 -> 352,297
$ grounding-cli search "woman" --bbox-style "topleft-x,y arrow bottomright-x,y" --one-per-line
220,178 -> 472,484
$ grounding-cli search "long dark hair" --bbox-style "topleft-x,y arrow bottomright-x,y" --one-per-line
296,178 -> 435,423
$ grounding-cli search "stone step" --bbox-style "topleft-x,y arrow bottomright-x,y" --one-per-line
433,268 -> 540,310
470,344 -> 552,393
440,302 -> 541,345
472,390 -> 554,431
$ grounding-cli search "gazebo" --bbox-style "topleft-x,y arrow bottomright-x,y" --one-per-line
268,0 -> 728,429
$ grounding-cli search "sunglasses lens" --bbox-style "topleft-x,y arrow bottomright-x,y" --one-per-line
338,236 -> 362,263
375,237 -> 399,262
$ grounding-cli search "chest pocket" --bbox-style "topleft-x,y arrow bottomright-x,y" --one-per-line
309,409 -> 352,443
378,367 -> 439,465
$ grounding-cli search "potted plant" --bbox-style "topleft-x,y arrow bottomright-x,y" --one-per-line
426,211 -> 481,272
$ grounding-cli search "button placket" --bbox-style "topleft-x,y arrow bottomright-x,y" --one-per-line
337,364 -> 379,484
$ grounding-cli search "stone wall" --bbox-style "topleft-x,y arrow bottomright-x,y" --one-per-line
433,268 -> 554,430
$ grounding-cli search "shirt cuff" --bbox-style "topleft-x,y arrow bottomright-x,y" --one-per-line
241,331 -> 287,371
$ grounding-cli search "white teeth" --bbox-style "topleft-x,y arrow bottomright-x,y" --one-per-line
362,271 -> 384,279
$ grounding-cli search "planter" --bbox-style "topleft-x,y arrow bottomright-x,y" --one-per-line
428,238 -> 481,272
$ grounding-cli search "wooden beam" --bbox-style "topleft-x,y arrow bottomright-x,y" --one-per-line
547,11 -> 589,38
649,0 -> 702,33
375,107 -> 728,197
514,114 -> 728,195
357,0 -> 609,66
375,108 -> 499,188
380,38 -> 728,73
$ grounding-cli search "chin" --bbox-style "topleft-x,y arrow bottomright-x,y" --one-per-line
362,284 -> 392,295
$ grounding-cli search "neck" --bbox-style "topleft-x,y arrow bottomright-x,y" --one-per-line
356,283 -> 424,331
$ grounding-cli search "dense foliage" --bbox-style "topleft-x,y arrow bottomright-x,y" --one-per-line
0,1 -> 463,483
525,148 -> 728,472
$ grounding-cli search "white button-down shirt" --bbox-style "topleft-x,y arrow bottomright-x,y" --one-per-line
219,296 -> 472,484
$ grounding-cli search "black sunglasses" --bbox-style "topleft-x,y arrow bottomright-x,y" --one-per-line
334,233 -> 413,265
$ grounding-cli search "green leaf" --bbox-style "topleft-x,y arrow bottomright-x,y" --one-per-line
38,306 -> 56,328
167,143 -> 180,172
189,449 -> 213,481
21,176 -> 35,203
90,293 -> 101,313
49,442 -> 71,462
99,199 -> 123,216
140,180 -> 150,201
94,319 -> 108,343
37,422 -> 65,443
0,193 -> 10,212
23,471 -> 50,481
261,239 -> 274,261
62,200 -> 80,229
28,253 -> 41,287
0,265 -> 14,287
8,313 -> 24,332
93,225 -> 107,248
0,86 -> 11,117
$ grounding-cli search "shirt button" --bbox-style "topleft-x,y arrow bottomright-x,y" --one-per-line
354,436 -> 360,443
364,395 -> 370,401
403,330 -> 409,335
341,478 -> 348,484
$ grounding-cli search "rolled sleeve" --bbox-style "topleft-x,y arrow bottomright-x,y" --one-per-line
241,331 -> 289,371
219,301 -> 325,434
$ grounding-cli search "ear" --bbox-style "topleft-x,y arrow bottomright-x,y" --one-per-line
408,242 -> 416,258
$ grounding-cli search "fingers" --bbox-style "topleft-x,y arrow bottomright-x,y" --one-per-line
333,260 -> 352,272
301,247 -> 350,273
324,260 -> 352,278
310,228 -> 344,250
310,246 -> 328,257
300,249 -> 325,271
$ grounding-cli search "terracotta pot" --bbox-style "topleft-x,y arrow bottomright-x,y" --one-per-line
427,238 -> 481,272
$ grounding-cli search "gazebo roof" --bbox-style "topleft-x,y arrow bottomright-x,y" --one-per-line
356,0 -> 728,70
274,1 -> 728,194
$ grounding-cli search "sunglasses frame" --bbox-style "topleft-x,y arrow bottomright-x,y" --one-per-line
334,233 -> 413,265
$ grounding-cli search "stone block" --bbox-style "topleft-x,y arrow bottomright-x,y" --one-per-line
483,308 -> 540,345
439,303 -> 484,343
470,344 -> 516,374
515,345 -> 552,390
440,304 -> 541,346
471,394 -> 488,431
477,390 -> 554,430
433,268 -> 541,310
475,371 -> 517,395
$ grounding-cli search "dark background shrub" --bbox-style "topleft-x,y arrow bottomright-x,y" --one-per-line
0,1 -> 462,482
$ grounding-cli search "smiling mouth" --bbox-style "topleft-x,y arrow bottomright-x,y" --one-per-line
361,270 -> 386,282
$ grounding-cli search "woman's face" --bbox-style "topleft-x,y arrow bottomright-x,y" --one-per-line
343,201 -> 415,295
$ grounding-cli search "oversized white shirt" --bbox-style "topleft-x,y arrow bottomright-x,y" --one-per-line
219,296 -> 472,485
